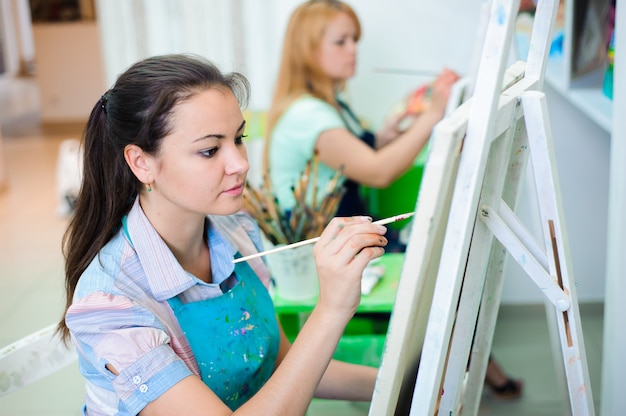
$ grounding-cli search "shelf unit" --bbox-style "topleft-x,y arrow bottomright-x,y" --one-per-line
545,57 -> 612,132
543,0 -> 614,132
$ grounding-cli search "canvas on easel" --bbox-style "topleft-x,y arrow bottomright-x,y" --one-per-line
369,0 -> 594,415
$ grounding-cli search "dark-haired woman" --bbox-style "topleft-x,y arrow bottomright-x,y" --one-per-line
59,53 -> 387,415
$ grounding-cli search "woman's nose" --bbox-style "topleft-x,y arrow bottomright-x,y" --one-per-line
225,144 -> 249,176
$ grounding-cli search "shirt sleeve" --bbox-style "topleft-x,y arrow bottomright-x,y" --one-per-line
274,96 -> 345,157
269,96 -> 345,210
66,292 -> 193,414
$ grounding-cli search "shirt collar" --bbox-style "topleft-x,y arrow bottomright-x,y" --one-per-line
125,198 -> 237,301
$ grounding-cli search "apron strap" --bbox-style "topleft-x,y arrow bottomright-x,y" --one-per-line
167,294 -> 183,309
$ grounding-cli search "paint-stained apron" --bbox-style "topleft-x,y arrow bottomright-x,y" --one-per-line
168,256 -> 279,410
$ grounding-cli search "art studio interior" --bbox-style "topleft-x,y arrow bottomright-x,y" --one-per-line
0,0 -> 623,415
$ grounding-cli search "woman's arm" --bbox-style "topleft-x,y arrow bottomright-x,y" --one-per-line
274,318 -> 377,402
316,109 -> 442,188
316,69 -> 459,188
140,216 -> 387,415
374,110 -> 407,149
315,359 -> 377,401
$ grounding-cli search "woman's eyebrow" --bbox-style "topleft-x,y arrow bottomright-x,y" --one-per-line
193,120 -> 246,143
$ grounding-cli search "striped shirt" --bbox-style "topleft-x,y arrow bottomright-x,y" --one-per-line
66,198 -> 271,415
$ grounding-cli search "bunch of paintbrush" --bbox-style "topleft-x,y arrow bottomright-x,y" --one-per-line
243,154 -> 345,245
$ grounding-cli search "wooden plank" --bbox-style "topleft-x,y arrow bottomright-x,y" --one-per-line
368,99 -> 466,416
440,99 -> 527,415
408,2 -> 521,414
522,91 -> 595,414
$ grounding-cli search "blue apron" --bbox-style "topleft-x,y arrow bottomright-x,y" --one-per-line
336,98 -> 376,217
335,99 -> 405,251
167,255 -> 280,410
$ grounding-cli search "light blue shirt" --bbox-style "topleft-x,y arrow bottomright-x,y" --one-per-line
268,95 -> 347,212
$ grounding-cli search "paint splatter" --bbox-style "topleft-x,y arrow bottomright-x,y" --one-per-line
241,310 -> 250,320
496,3 -> 506,25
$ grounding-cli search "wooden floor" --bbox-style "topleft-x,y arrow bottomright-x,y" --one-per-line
0,76 -> 604,415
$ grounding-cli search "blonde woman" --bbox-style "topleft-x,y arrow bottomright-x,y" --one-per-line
265,0 -> 523,400
264,0 -> 458,220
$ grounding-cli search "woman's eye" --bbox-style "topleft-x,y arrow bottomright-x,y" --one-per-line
235,134 -> 248,145
200,147 -> 218,158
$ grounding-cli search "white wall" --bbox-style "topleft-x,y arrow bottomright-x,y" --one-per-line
95,0 -> 295,111
94,0 -> 482,115
601,1 -> 626,412
347,0 -> 484,129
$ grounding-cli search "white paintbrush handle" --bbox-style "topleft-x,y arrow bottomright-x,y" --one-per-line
232,212 -> 414,264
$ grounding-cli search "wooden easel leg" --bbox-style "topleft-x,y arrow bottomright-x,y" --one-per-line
439,100 -> 525,415
521,91 -> 595,415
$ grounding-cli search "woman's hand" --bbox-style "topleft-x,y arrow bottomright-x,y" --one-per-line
377,111 -> 406,147
427,68 -> 460,118
312,216 -> 387,321
378,69 -> 460,146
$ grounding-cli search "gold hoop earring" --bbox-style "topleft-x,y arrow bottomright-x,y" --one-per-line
146,183 -> 152,192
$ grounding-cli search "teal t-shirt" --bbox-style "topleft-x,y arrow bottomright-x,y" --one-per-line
268,95 -> 347,212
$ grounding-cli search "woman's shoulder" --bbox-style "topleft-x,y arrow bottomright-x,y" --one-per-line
286,94 -> 337,114
74,233 -> 127,298
278,94 -> 343,132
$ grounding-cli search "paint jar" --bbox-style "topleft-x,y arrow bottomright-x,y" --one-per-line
264,243 -> 319,301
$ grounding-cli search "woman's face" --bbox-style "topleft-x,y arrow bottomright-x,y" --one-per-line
318,11 -> 358,82
148,88 -> 249,217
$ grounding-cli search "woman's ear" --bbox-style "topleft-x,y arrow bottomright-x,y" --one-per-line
124,144 -> 153,184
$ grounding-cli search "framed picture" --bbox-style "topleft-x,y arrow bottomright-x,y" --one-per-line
29,0 -> 95,22
571,0 -> 611,78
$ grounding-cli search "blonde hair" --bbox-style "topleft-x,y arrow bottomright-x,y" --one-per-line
263,0 -> 361,175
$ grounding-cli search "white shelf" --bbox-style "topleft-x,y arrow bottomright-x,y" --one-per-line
544,56 -> 613,133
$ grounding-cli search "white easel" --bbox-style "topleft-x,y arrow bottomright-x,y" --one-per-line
369,0 -> 594,415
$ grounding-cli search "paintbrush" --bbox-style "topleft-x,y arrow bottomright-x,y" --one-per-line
374,67 -> 440,77
233,212 -> 414,264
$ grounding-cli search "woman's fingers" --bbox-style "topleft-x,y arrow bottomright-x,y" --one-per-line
313,216 -> 387,282
338,232 -> 387,264
312,216 -> 387,315
316,216 -> 370,246
430,69 -> 460,114
316,216 -> 387,258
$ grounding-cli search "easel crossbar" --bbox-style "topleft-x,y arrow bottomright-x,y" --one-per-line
478,203 -> 570,311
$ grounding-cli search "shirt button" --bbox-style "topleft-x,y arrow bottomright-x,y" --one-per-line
139,384 -> 149,394
132,375 -> 141,385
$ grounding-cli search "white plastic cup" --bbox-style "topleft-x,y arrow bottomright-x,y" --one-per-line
264,243 -> 319,301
